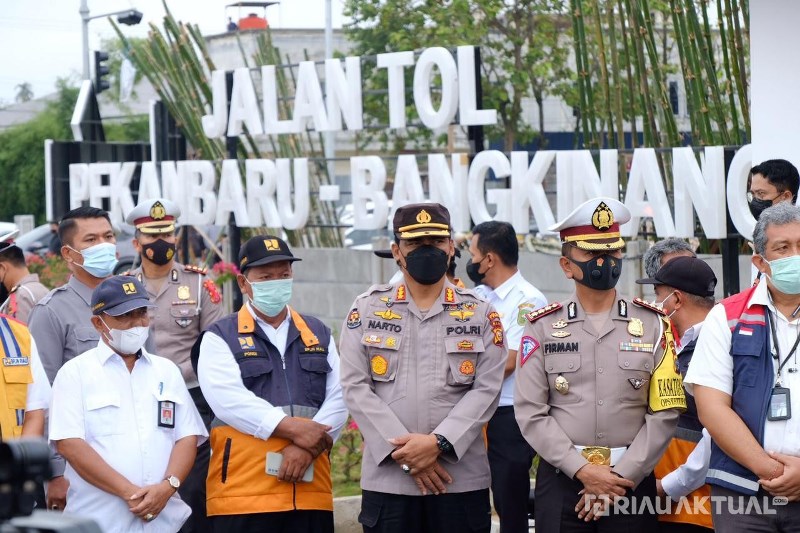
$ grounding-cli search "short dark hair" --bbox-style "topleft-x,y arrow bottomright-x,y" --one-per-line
58,206 -> 112,247
0,245 -> 26,268
663,285 -> 715,311
471,221 -> 519,267
750,159 -> 800,202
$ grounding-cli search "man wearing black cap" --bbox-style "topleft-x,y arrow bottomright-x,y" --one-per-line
637,256 -> 717,531
50,276 -> 207,533
192,235 -> 347,532
340,202 -> 506,533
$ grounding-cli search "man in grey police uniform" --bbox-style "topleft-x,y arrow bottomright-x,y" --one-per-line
126,198 -> 223,533
340,202 -> 506,533
514,197 -> 685,531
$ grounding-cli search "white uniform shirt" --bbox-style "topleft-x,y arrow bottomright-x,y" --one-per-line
197,304 -> 347,441
475,271 -> 547,406
685,280 -> 800,455
50,341 -> 208,533
25,337 -> 51,412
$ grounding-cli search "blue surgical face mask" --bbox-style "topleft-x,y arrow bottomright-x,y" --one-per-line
70,242 -> 118,278
247,278 -> 293,317
766,255 -> 800,295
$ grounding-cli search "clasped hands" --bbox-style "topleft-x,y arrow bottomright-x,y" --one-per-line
389,433 -> 453,496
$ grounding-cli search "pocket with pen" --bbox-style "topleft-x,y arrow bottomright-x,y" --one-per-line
265,451 -> 314,482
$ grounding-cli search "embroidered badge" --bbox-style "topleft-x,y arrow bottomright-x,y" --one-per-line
2,357 -> 28,366
177,285 -> 191,301
459,360 -> 475,375
520,336 -> 539,367
365,334 -> 382,344
371,355 -> 389,375
449,310 -> 474,322
445,288 -> 455,303
457,340 -> 474,351
347,308 -> 362,329
551,330 -> 571,338
238,336 -> 255,350
628,378 -> 648,390
385,337 -> 397,348
395,285 -> 406,301
374,309 -> 402,320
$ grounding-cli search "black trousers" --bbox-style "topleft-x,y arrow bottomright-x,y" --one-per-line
486,405 -> 536,533
210,510 -> 333,533
359,489 -> 491,533
535,459 -> 658,532
180,386 -> 213,533
657,521 -> 711,533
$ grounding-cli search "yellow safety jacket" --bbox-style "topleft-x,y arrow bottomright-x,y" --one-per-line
0,315 -> 33,439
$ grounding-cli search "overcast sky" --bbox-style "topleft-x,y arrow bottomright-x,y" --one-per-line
0,0 -> 348,104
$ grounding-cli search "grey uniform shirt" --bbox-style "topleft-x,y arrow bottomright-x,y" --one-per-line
514,293 -> 680,486
339,280 -> 506,495
1,274 -> 49,324
28,276 -> 99,384
129,263 -> 224,387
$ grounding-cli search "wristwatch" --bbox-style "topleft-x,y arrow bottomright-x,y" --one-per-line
165,475 -> 181,491
434,433 -> 453,454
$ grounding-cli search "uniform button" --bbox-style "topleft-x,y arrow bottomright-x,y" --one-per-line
624,361 -> 630,367
597,433 -> 604,439
568,362 -> 574,369
597,339 -> 602,344
645,363 -> 651,369
598,367 -> 603,373
548,366 -> 553,371
598,400 -> 604,406
555,468 -> 561,474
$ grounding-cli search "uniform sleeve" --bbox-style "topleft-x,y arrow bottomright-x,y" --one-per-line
613,320 -> 680,485
25,338 -> 51,411
197,331 -> 287,439
27,304 -> 64,384
311,338 -> 348,441
14,287 -> 38,325
433,303 -> 506,460
339,299 -> 410,466
661,429 -> 712,499
683,304 -> 733,396
49,361 -> 85,441
199,276 -> 225,331
514,321 -> 588,478
166,362 -> 208,445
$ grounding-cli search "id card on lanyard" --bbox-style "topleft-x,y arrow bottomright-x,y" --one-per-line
767,311 -> 800,421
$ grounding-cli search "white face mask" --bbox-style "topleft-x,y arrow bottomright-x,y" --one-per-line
655,291 -> 678,319
100,318 -> 149,355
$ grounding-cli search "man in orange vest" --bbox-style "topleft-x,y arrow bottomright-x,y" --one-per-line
637,256 -> 717,531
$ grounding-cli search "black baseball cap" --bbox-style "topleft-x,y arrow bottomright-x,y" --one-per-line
239,235 -> 301,272
636,256 -> 717,297
91,276 -> 155,316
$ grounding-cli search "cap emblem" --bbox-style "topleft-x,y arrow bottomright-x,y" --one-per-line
592,202 -> 614,231
264,239 -> 280,251
150,201 -> 166,220
122,282 -> 137,295
416,209 -> 432,224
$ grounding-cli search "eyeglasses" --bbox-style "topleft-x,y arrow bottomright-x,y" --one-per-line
747,191 -> 781,203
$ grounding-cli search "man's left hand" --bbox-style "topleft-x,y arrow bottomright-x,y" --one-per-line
389,433 -> 440,473
46,476 -> 69,510
278,444 -> 314,483
760,451 -> 800,500
128,481 -> 175,521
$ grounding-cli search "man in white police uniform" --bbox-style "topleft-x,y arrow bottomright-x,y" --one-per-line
50,276 -> 207,533
467,220 -> 546,533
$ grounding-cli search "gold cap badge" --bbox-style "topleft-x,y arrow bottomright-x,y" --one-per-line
416,209 -> 432,224
591,202 -> 614,231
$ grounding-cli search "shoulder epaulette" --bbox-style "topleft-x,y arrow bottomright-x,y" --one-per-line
357,283 -> 392,300
632,297 -> 666,315
525,302 -> 563,323
184,265 -> 208,275
454,286 -> 477,296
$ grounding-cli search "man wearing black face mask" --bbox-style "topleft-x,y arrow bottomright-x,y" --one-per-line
514,197 -> 685,531
340,202 -> 506,533
126,198 -> 223,533
747,159 -> 799,221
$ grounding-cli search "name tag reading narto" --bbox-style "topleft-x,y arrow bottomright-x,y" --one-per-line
158,400 -> 176,428
768,387 -> 791,421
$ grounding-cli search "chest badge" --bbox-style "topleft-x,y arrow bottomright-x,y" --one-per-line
459,360 -> 475,375
552,319 -> 568,329
554,375 -> 570,394
380,296 -> 394,307
371,355 -> 389,375
177,285 -> 191,301
551,330 -> 571,338
374,309 -> 402,320
175,318 -> 193,328
628,377 -> 648,390
627,318 -> 644,337
449,310 -> 474,322
385,337 -> 397,348
365,334 -> 382,344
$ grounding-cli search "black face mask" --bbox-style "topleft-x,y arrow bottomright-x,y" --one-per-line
404,246 -> 450,285
748,197 -> 774,219
142,239 -> 176,266
466,256 -> 487,286
570,254 -> 622,291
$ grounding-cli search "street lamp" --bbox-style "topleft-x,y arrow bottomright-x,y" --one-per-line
80,0 -> 143,80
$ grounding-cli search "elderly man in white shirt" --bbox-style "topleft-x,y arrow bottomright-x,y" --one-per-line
50,276 -> 207,533
686,202 -> 800,531
467,221 -> 546,533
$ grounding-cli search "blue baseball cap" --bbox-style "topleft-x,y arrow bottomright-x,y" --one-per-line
91,276 -> 155,316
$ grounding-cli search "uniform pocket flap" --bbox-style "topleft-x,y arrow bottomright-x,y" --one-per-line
238,357 -> 273,378
153,389 -> 185,404
617,352 -> 652,372
1,360 -> 33,384
361,332 -> 402,351
543,354 -> 581,374
74,326 -> 98,342
444,337 -> 485,353
730,324 -> 764,357
298,354 -> 332,374
85,393 -> 120,411
170,306 -> 198,318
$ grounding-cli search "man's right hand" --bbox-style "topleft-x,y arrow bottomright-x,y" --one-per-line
274,417 -> 332,457
411,462 -> 453,496
46,476 -> 69,510
575,464 -> 635,498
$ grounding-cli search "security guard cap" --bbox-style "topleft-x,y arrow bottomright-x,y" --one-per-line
91,275 -> 155,316
239,235 -> 301,272
393,203 -> 451,240
126,198 -> 180,235
550,197 -> 631,251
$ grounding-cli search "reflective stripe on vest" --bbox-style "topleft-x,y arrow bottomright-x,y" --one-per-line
0,316 -> 32,439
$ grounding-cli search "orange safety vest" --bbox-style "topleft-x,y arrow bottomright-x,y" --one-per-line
655,437 -> 713,528
0,315 -> 33,439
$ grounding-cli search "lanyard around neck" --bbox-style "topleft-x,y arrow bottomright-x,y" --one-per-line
767,311 -> 800,384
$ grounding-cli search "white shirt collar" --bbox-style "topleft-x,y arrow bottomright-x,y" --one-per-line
94,337 -> 153,366
491,270 -> 524,300
246,302 -> 292,331
678,322 -> 703,352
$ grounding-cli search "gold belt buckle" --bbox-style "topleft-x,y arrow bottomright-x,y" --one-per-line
581,446 -> 611,466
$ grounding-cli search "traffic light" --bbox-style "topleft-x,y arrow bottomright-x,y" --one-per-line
94,51 -> 110,94
117,10 -> 143,26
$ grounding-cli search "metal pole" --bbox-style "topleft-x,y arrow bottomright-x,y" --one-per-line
226,72 -> 243,310
323,0 -> 335,181
81,0 -> 90,80
721,147 -> 741,297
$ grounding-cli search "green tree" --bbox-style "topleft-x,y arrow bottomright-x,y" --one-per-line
344,0 -> 574,151
14,82 -> 34,103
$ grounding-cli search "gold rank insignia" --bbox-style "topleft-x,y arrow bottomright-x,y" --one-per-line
627,317 -> 644,337
177,285 -> 190,301
385,337 -> 397,348
365,334 -> 381,344
374,309 -> 402,320
552,319 -> 568,329
444,288 -> 455,303
555,375 -> 569,394
380,296 -> 394,307
459,360 -> 475,375
591,202 -> 614,231
457,340 -> 474,351
449,310 -> 474,322
551,330 -> 571,338
416,209 -> 432,224
371,355 -> 388,375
